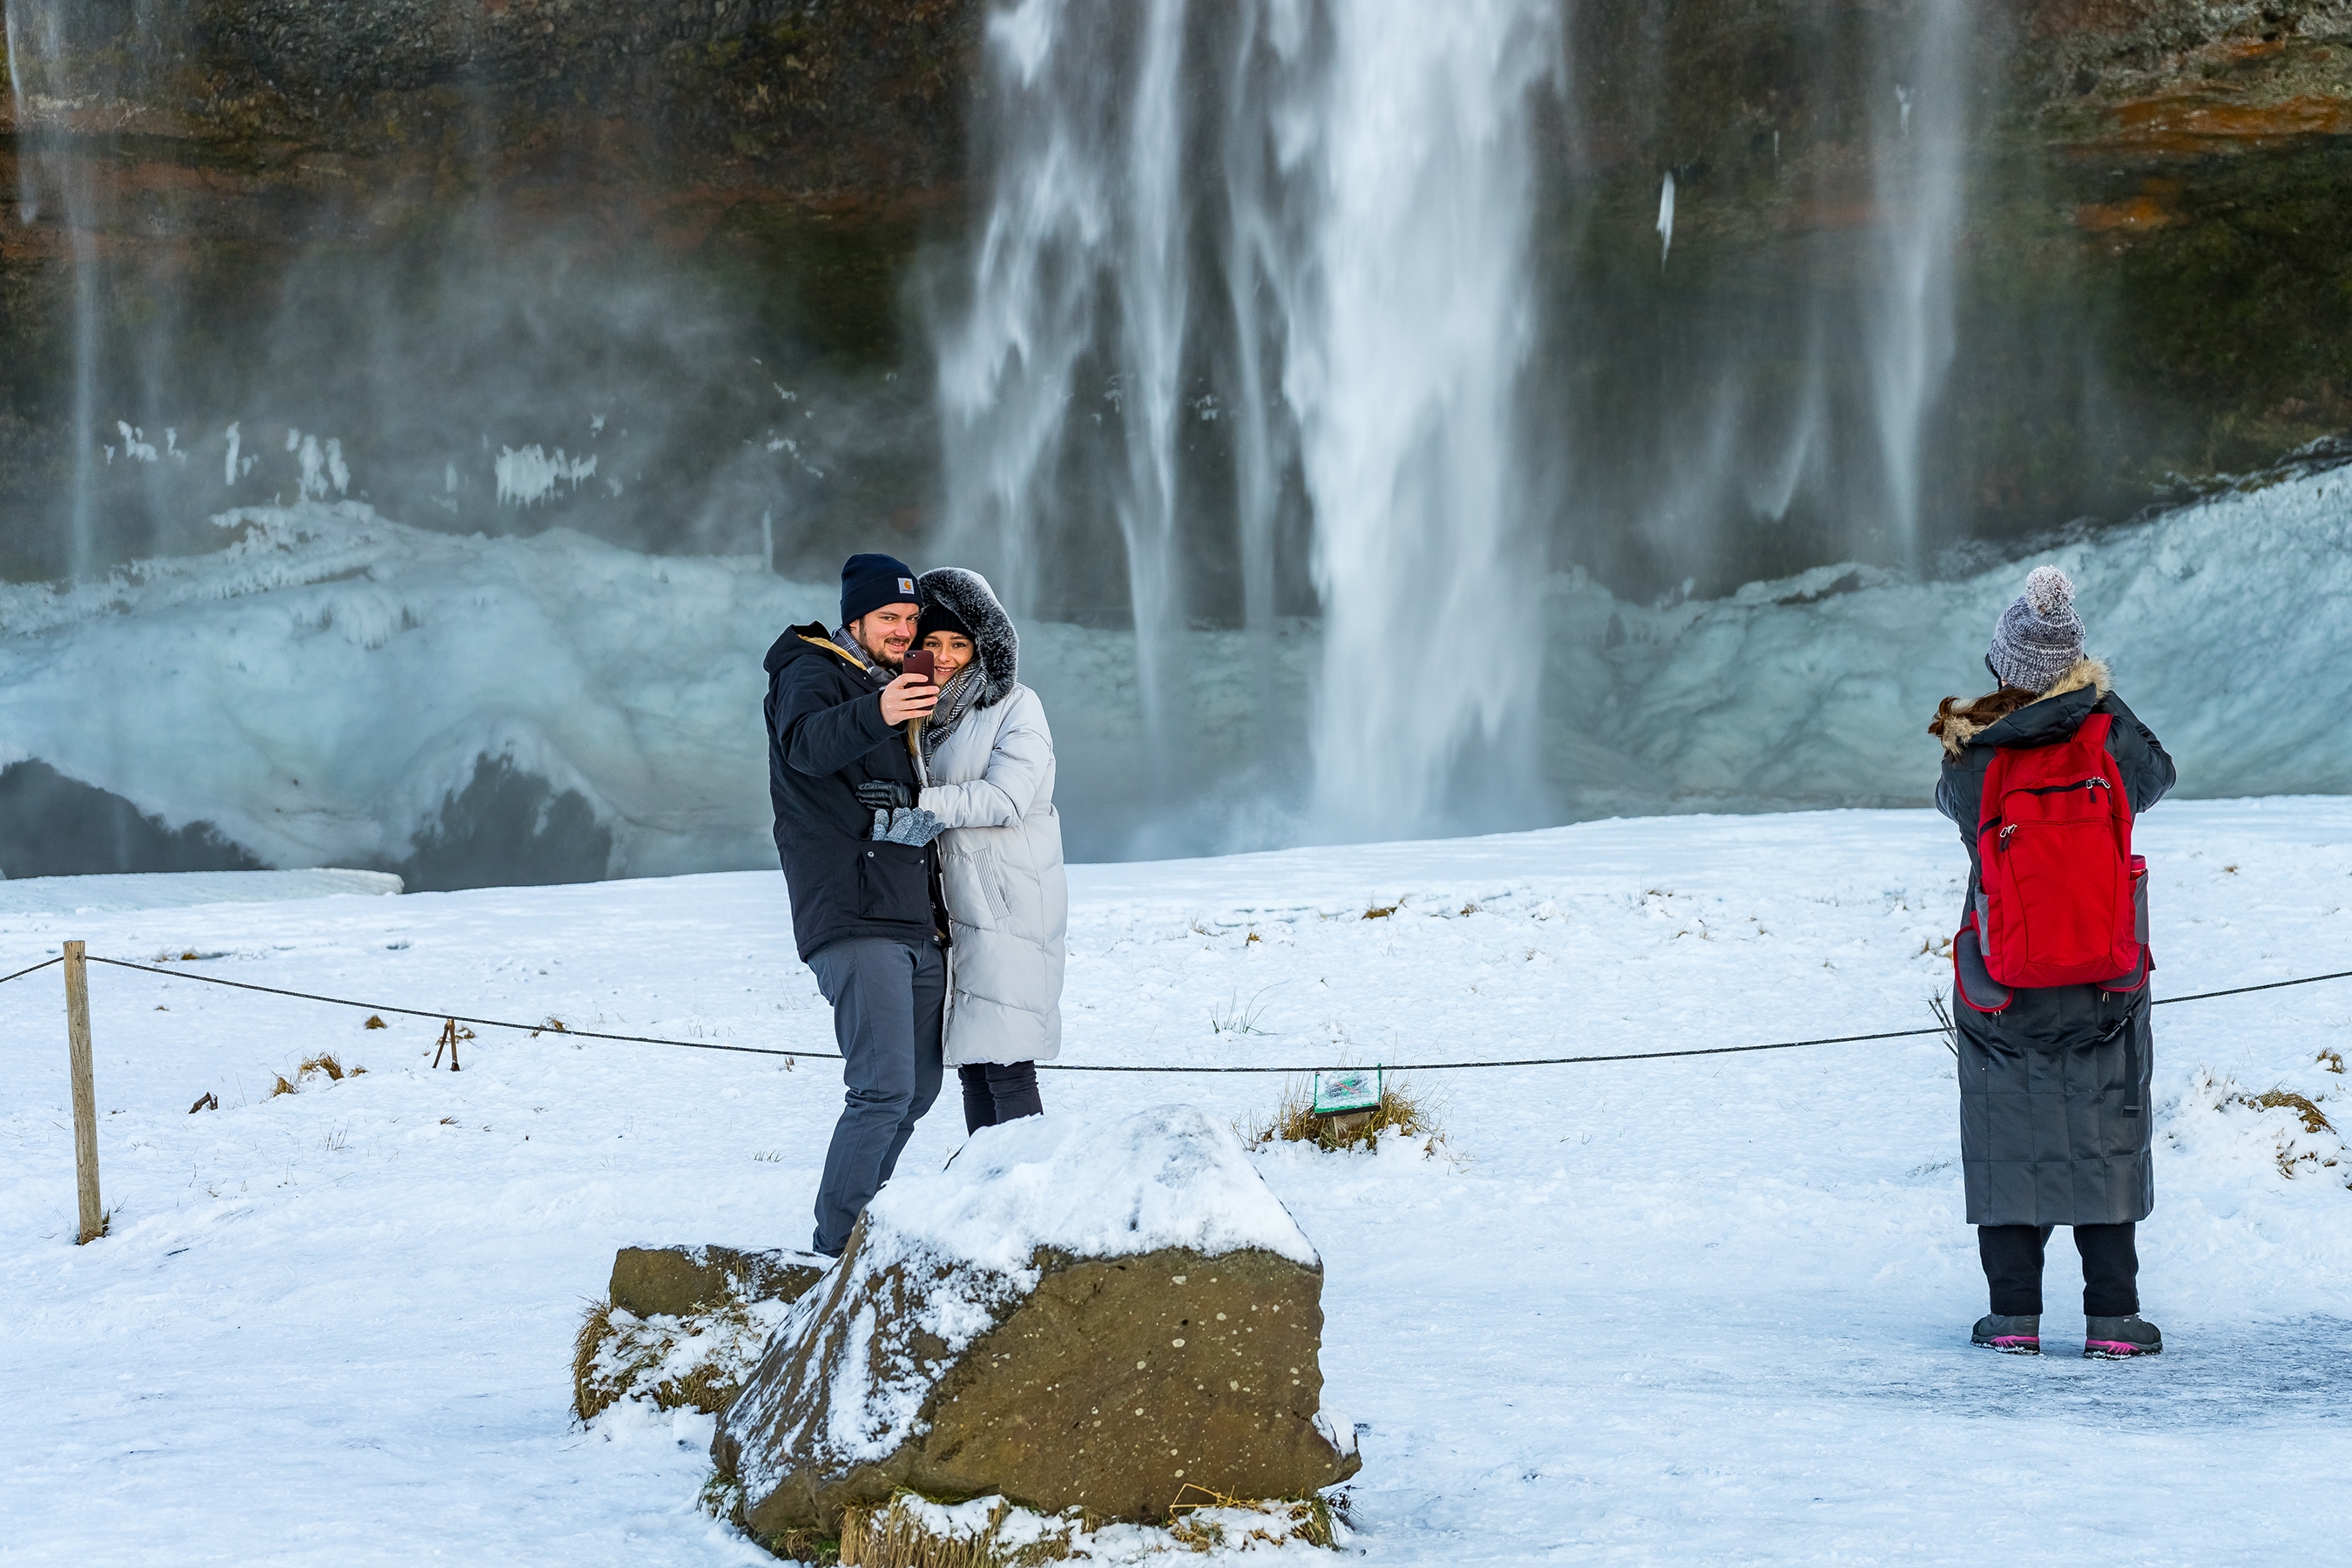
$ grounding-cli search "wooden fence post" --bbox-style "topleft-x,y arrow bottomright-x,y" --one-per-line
64,941 -> 104,1244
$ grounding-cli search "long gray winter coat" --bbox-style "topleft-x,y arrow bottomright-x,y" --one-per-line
1934,658 -> 2176,1227
915,570 -> 1067,1067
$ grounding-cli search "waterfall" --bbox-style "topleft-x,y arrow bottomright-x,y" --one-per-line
937,0 -> 1992,844
4,0 -> 109,581
1866,0 -> 1975,564
938,0 -> 1560,841
1274,0 -> 1561,835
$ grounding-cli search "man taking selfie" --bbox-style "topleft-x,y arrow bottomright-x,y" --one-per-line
760,551 -> 947,1257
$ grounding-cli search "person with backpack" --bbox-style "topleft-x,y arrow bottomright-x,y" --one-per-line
1930,565 -> 2176,1359
761,552 -> 950,1258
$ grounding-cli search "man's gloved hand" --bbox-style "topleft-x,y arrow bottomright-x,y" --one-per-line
876,807 -> 945,848
855,780 -> 914,812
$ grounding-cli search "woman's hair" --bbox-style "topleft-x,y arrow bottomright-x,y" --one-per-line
1928,685 -> 2040,740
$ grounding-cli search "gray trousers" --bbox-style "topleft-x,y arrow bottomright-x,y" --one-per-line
806,936 -> 945,1255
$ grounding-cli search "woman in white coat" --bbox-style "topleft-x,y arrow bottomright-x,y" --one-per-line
910,567 -> 1067,1132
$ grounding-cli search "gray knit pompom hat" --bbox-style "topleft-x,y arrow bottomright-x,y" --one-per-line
1987,565 -> 2085,693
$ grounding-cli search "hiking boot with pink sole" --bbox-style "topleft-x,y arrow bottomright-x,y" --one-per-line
2084,1315 -> 2163,1359
1971,1314 -> 2041,1354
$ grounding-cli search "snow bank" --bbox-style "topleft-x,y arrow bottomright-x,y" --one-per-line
0,868 -> 400,915
871,1105 -> 1321,1279
1541,464 -> 2352,814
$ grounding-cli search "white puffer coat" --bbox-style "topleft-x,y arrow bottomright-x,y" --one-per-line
915,571 -> 1067,1066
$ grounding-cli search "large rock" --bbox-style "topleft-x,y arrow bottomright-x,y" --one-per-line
610,1245 -> 830,1320
710,1106 -> 1359,1535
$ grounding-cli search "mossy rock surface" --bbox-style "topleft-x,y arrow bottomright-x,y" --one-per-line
611,1244 -> 831,1319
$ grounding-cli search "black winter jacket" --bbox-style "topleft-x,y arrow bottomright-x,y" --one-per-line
1933,656 -> 2178,1226
762,624 -> 936,962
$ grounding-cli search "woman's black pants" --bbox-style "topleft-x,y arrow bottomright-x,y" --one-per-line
1978,1223 -> 2139,1317
959,1061 -> 1043,1134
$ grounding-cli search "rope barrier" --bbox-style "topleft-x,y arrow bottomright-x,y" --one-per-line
28,950 -> 2348,1077
83,956 -> 843,1061
0,956 -> 63,988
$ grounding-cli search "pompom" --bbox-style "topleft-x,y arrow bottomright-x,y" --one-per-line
2023,564 -> 2074,617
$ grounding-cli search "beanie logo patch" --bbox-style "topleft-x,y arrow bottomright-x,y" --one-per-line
899,577 -> 915,595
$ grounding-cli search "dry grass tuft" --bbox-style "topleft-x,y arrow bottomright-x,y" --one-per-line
1171,1485 -> 1347,1550
573,1288 -> 775,1423
2244,1088 -> 2335,1136
1361,901 -> 1400,920
838,1494 -> 1068,1568
1241,1076 -> 1439,1154
272,1054 -> 366,1096
2320,1050 -> 2346,1075
364,1015 -> 388,1030
573,1298 -> 621,1422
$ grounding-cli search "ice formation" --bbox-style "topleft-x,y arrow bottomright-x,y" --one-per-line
0,465 -> 2348,875
494,445 -> 599,507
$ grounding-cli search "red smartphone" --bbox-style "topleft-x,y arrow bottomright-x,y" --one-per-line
902,649 -> 936,684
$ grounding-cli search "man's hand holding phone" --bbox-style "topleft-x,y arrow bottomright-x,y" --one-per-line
880,648 -> 938,727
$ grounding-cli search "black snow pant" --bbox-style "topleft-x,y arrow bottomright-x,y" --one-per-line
959,1061 -> 1043,1134
806,936 -> 945,1257
1979,1222 -> 2139,1317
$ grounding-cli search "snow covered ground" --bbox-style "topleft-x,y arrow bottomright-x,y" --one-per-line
3,800 -> 2349,1564
3,463 -> 2350,868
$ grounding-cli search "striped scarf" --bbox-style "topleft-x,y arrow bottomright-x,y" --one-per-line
918,663 -> 987,774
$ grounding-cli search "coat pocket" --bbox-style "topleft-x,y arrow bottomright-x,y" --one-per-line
1954,917 -> 2012,1014
856,841 -> 930,923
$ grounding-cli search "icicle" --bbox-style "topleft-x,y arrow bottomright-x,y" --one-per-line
1656,172 -> 1676,269
224,422 -> 241,486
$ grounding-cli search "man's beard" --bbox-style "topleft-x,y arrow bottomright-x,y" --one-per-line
850,622 -> 906,671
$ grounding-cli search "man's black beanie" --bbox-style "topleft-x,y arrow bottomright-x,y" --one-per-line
840,551 -> 920,627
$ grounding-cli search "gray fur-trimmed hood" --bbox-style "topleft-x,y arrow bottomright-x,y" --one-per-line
917,567 -> 1018,707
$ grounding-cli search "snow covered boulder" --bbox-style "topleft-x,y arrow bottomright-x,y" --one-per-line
709,1106 -> 1358,1537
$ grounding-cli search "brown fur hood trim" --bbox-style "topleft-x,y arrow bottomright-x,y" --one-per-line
1930,657 -> 2111,758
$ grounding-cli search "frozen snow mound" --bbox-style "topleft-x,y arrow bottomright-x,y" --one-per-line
710,1106 -> 1353,1537
0,868 -> 400,915
1538,463 -> 2352,815
870,1099 -> 1321,1278
2,464 -> 2347,878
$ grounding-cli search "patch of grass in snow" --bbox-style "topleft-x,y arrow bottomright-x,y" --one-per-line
573,1289 -> 780,1423
270,1053 -> 365,1096
819,1486 -> 1347,1566
2320,1049 -> 2345,1075
1241,1077 -> 1440,1154
1209,985 -> 1278,1037
2242,1088 -> 2334,1138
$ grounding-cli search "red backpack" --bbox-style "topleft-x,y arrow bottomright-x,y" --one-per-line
1972,712 -> 2142,988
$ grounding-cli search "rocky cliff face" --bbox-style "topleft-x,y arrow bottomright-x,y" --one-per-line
3,0 -> 2347,589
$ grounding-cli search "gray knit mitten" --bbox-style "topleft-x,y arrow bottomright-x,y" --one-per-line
877,807 -> 944,847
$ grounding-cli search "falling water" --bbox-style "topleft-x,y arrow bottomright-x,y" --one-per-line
4,0 -> 107,580
939,0 -> 1561,840
1274,0 -> 1561,835
1866,0 -> 1975,564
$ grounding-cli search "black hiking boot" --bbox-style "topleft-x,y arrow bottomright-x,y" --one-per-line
2084,1315 -> 2162,1359
1971,1314 -> 2040,1354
